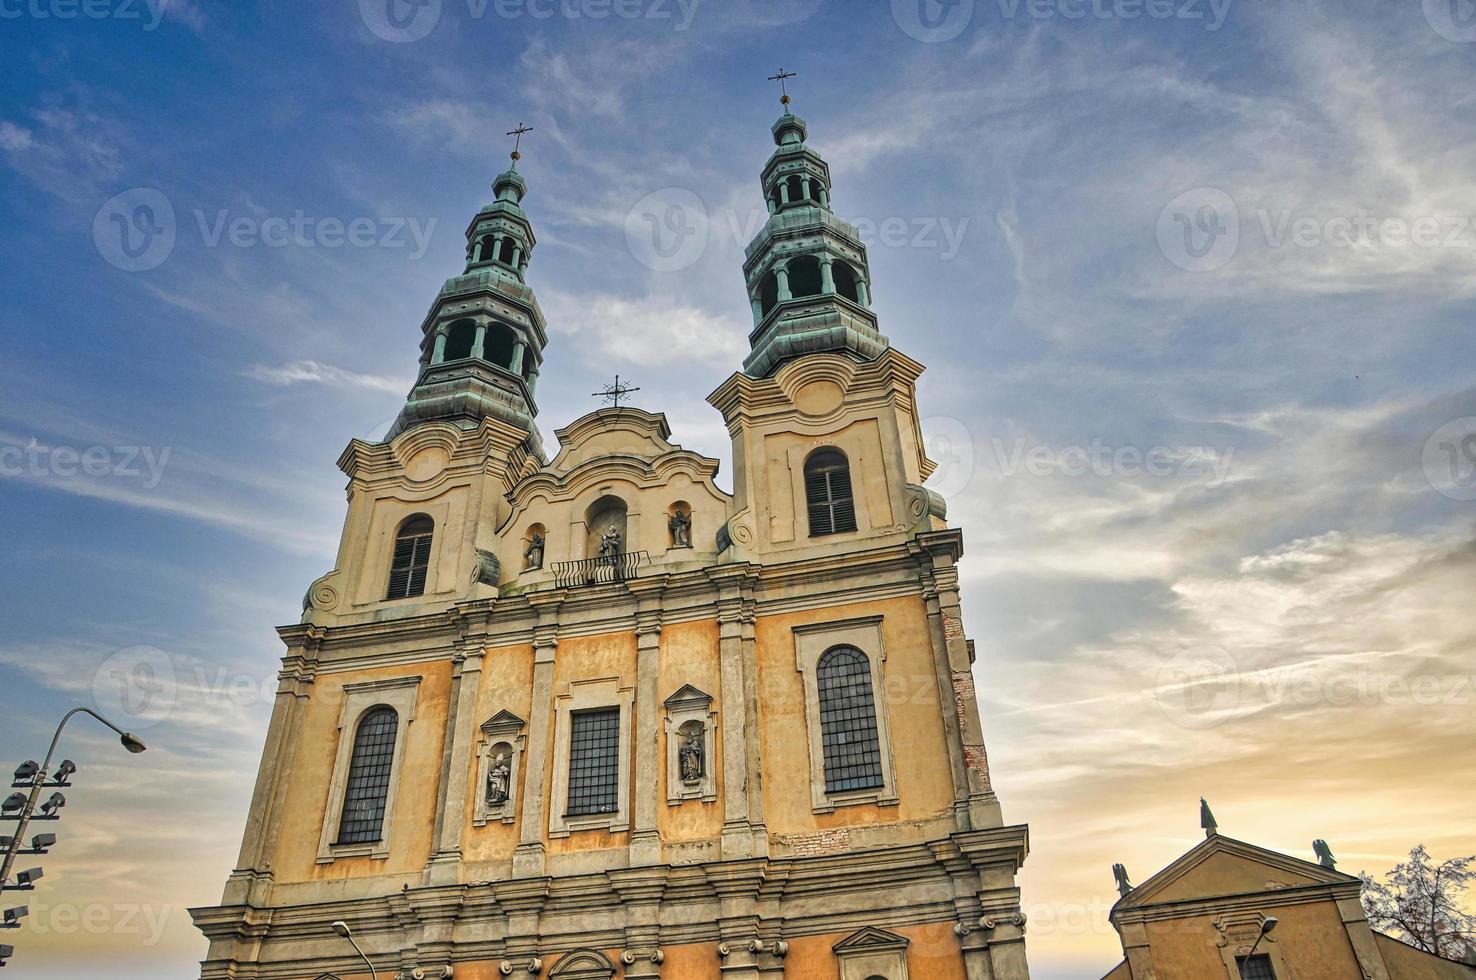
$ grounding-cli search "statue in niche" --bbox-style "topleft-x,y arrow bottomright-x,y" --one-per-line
598,524 -> 622,561
679,726 -> 704,783
669,508 -> 692,549
486,750 -> 511,806
524,531 -> 545,570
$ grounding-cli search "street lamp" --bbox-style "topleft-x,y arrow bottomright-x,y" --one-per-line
331,921 -> 378,980
1246,916 -> 1279,958
0,707 -> 148,969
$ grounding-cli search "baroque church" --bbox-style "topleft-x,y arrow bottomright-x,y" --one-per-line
190,97 -> 1032,980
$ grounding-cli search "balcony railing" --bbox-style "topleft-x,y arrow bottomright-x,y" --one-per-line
551,551 -> 649,589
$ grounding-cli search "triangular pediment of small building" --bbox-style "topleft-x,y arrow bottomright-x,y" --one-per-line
833,925 -> 910,954
664,684 -> 713,708
481,709 -> 526,734
1119,836 -> 1356,910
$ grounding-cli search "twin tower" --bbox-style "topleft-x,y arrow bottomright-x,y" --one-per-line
191,103 -> 1033,980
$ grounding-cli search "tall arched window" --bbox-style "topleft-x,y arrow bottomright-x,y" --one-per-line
386,515 -> 433,600
805,449 -> 857,536
484,323 -> 518,368
833,261 -> 860,303
787,255 -> 823,298
443,319 -> 476,361
816,647 -> 884,793
335,705 -> 399,844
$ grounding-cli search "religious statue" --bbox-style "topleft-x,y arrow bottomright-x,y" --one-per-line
524,530 -> 545,570
669,508 -> 692,549
486,751 -> 511,807
599,524 -> 622,561
679,727 -> 704,783
1112,863 -> 1133,898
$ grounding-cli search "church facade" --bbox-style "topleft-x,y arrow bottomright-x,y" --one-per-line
191,104 -> 1031,980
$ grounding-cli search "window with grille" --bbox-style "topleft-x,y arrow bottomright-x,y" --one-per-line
816,647 -> 884,793
805,450 -> 857,536
386,516 -> 433,600
566,707 -> 621,817
335,705 -> 398,844
1237,955 -> 1275,980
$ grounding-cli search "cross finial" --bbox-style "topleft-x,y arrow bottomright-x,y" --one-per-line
592,375 -> 641,410
506,122 -> 534,163
768,68 -> 798,109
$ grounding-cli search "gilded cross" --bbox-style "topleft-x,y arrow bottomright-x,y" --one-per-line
506,122 -> 533,162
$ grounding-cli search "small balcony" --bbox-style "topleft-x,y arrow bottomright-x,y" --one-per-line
551,551 -> 650,589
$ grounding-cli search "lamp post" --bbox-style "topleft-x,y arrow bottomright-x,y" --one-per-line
1245,916 -> 1279,959
332,921 -> 378,980
0,707 -> 147,967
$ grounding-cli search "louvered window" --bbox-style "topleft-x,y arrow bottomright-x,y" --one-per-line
335,706 -> 398,844
816,647 -> 884,793
805,450 -> 857,536
386,516 -> 433,600
566,707 -> 621,817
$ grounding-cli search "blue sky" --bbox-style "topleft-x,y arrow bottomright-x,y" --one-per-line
2,0 -> 1476,976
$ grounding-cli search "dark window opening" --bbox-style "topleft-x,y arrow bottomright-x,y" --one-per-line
1237,955 -> 1275,980
497,237 -> 517,264
817,647 -> 884,793
484,323 -> 517,368
805,449 -> 857,536
787,256 -> 822,299
566,707 -> 620,817
386,516 -> 433,600
335,706 -> 398,844
760,271 -> 780,316
834,261 -> 860,302
443,319 -> 476,361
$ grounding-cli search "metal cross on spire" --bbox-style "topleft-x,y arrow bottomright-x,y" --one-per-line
591,375 -> 641,410
768,68 -> 798,109
506,122 -> 533,163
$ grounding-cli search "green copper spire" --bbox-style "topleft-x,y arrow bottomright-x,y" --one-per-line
385,126 -> 548,453
740,78 -> 888,378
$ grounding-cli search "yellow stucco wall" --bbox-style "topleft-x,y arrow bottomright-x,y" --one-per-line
460,642 -> 535,869
1140,902 -> 1363,978
271,660 -> 452,882
656,618 -> 724,843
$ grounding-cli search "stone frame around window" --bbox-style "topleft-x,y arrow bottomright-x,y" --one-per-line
547,676 -> 634,838
1214,913 -> 1287,979
832,925 -> 911,980
793,616 -> 899,815
473,709 -> 526,827
663,684 -> 718,806
315,674 -> 421,864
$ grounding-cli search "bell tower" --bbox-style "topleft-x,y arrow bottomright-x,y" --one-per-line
389,124 -> 548,451
742,74 -> 887,378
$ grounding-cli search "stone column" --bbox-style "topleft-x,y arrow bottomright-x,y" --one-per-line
707,566 -> 765,860
818,186 -> 829,208
819,255 -> 836,294
491,234 -> 505,262
750,296 -> 763,324
472,323 -> 487,361
775,266 -> 792,302
611,868 -> 667,979
766,196 -> 777,215
510,244 -> 522,267
527,364 -> 539,394
856,278 -> 871,307
778,180 -> 791,206
800,177 -> 813,203
472,238 -> 484,263
958,928 -> 998,980
432,330 -> 447,364
985,918 -> 1031,980
510,340 -> 527,376
514,592 -> 564,878
426,625 -> 486,885
626,577 -> 667,867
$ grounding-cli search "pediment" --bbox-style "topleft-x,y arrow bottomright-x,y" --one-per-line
664,684 -> 713,709
833,925 -> 910,955
481,710 -> 526,736
549,407 -> 676,469
312,974 -> 342,980
1118,835 -> 1359,910
548,948 -> 616,978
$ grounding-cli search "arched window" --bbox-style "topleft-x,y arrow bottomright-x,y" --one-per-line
497,237 -> 517,264
386,515 -> 433,600
335,705 -> 399,844
785,174 -> 805,206
443,319 -> 476,361
484,323 -> 518,368
787,255 -> 822,298
477,234 -> 496,263
833,261 -> 860,303
759,271 -> 780,316
816,647 -> 884,793
805,449 -> 857,536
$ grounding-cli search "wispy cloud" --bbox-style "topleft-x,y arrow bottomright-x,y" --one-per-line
243,359 -> 409,394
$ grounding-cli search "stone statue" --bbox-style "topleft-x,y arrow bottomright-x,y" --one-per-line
669,509 -> 692,548
679,728 -> 704,783
1112,863 -> 1133,898
524,531 -> 544,570
599,523 -> 622,560
1313,839 -> 1337,869
487,751 -> 511,806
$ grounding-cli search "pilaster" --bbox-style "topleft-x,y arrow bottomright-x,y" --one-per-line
514,591 -> 565,878
626,576 -> 669,868
427,608 -> 491,885
707,565 -> 766,860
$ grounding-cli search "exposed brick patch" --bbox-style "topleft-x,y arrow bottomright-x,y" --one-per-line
964,745 -> 992,789
777,828 -> 852,857
943,615 -> 965,639
952,672 -> 976,727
